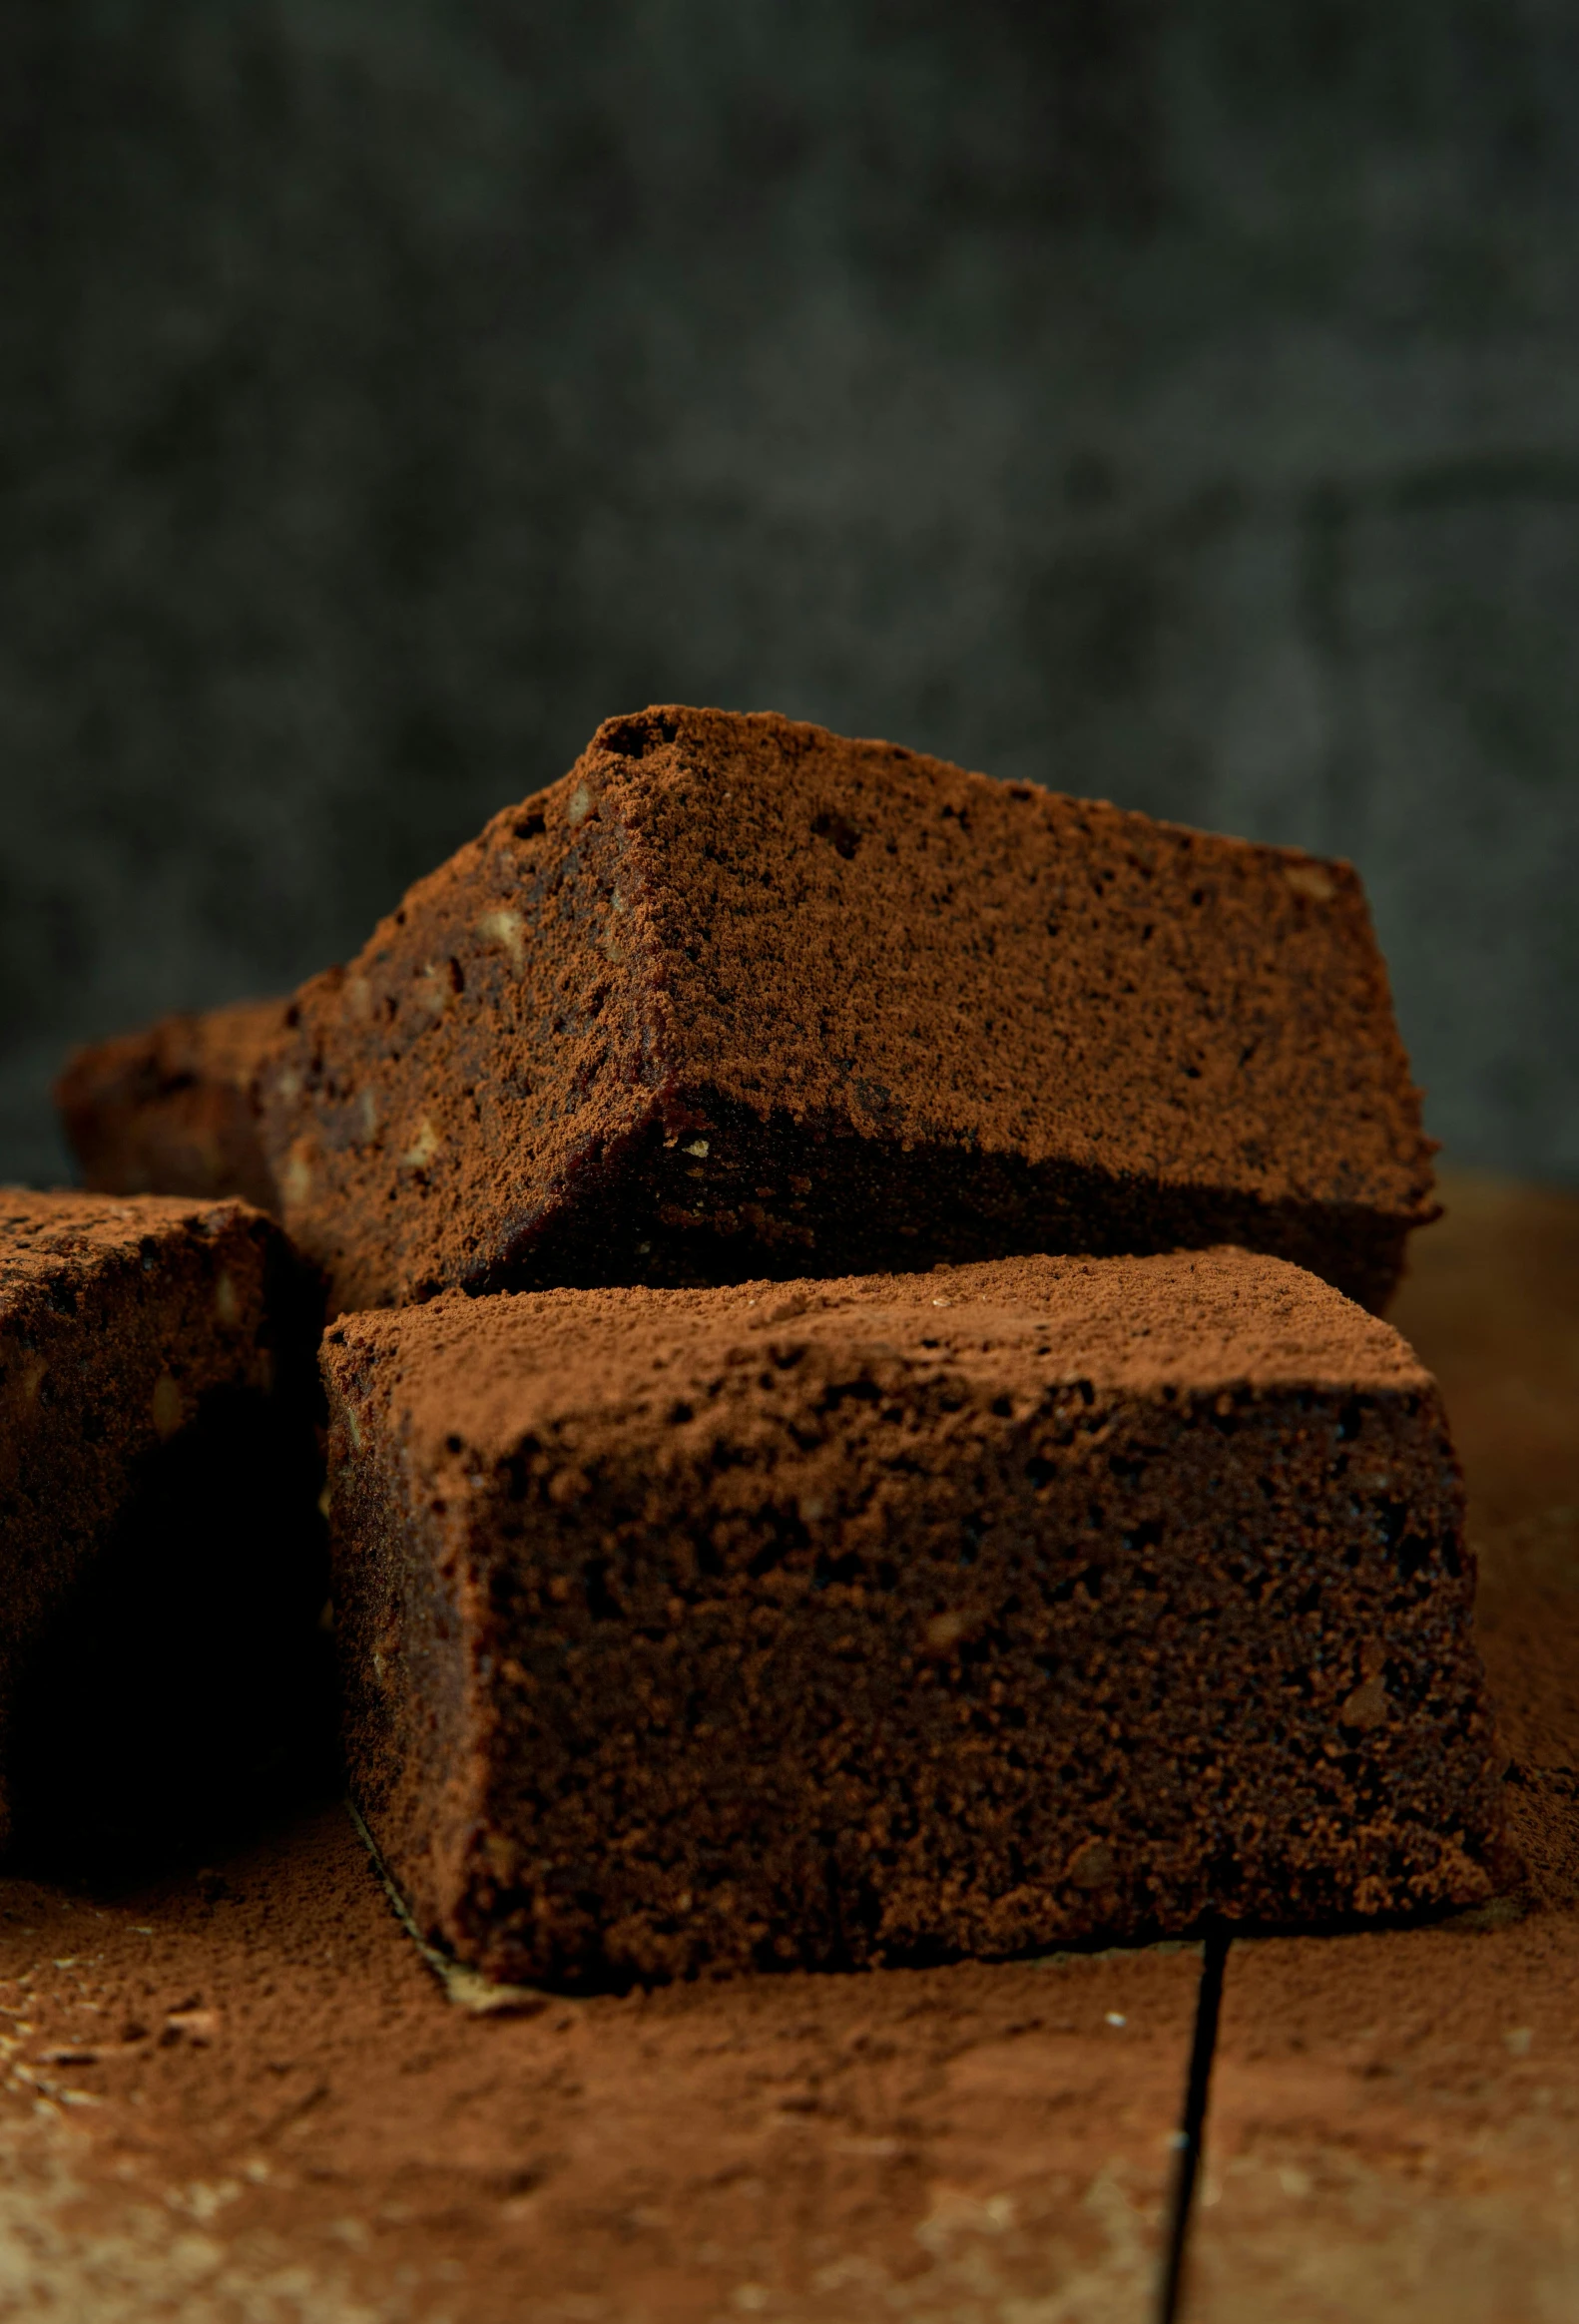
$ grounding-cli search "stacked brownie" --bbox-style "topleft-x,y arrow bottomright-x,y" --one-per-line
45,706 -> 1503,1974
61,706 -> 1434,1314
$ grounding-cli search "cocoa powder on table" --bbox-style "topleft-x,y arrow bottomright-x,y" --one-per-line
1,1807 -> 1202,2320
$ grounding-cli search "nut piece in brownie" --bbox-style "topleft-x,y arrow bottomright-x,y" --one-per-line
62,708 -> 1432,1316
57,996 -> 288,1214
321,1247 -> 1501,1985
0,1191 -> 327,1868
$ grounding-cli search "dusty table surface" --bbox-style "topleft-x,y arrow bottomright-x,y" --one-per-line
0,1831 -> 1201,2324
3,1169 -> 1577,2324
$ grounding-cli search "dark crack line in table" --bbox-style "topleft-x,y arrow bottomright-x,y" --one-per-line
342,1795 -> 548,2015
1156,1924 -> 1229,2324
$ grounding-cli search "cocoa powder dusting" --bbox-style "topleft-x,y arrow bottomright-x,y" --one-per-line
332,1243 -> 1432,1473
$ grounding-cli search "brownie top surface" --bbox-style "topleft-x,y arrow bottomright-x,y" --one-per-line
323,1246 -> 1431,1460
59,995 -> 288,1098
0,1189 -> 262,1310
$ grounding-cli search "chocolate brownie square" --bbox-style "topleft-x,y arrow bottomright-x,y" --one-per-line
322,1246 -> 1499,1984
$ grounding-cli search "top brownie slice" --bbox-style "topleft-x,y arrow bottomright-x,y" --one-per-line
61,707 -> 1433,1315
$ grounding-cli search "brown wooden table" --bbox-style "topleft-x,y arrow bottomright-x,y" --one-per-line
2,1172 -> 1575,2322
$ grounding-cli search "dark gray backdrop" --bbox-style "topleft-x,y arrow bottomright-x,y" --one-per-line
4,1 -> 1576,1186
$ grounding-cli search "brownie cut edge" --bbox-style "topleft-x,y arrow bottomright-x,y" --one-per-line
322,1246 -> 1502,1984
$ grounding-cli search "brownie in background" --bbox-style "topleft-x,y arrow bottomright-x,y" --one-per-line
58,998 -> 287,1216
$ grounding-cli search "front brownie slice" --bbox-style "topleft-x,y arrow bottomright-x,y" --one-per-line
0,1190 -> 325,1865
322,1246 -> 1500,1985
57,996 -> 288,1214
62,706 -> 1432,1315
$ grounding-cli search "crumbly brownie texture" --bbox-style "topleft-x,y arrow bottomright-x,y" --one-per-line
0,1190 -> 326,1867
59,708 -> 1433,1315
321,1245 -> 1501,1985
57,997 -> 289,1215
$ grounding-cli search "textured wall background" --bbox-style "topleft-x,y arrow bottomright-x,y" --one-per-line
3,0 -> 1577,1185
